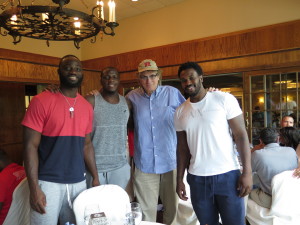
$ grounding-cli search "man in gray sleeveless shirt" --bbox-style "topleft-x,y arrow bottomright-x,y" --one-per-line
85,67 -> 130,189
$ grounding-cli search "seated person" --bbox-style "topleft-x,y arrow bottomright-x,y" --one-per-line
0,149 -> 26,224
279,127 -> 299,150
250,128 -> 298,209
251,115 -> 296,153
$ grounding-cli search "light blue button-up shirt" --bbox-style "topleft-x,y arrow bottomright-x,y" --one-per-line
126,86 -> 185,174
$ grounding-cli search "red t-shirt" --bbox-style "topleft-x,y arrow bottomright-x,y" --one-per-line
22,91 -> 93,183
0,163 -> 26,224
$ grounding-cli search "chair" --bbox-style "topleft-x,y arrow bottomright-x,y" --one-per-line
73,184 -> 131,225
246,170 -> 300,225
3,178 -> 30,225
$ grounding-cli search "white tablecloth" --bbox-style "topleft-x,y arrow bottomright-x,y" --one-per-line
140,222 -> 165,225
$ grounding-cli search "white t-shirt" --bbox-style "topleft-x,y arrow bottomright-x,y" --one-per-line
174,91 -> 242,176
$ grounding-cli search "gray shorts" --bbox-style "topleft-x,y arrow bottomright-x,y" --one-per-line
30,180 -> 86,225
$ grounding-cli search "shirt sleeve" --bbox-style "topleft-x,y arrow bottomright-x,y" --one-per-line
224,93 -> 242,120
21,96 -> 46,133
176,89 -> 186,106
174,107 -> 183,132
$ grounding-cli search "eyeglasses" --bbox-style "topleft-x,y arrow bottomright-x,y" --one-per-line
139,74 -> 158,80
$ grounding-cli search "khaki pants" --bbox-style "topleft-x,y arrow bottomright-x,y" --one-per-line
134,168 -> 178,225
249,188 -> 272,209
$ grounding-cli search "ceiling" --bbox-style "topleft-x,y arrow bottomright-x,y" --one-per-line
9,0 -> 185,21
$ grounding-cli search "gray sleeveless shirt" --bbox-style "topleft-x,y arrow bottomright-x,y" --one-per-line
91,94 -> 129,172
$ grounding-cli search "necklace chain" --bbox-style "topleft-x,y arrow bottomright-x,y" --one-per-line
59,89 -> 78,118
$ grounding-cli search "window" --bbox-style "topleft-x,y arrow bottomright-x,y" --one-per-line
250,72 -> 299,144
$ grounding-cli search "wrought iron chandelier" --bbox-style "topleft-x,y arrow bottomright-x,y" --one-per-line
0,0 -> 118,49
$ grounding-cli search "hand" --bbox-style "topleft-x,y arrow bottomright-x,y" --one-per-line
44,84 -> 60,93
237,173 -> 252,197
87,90 -> 100,96
92,177 -> 100,187
30,187 -> 46,214
176,180 -> 188,201
293,167 -> 300,178
206,87 -> 219,92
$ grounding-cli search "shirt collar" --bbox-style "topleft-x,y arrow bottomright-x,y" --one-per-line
142,85 -> 162,98
264,143 -> 280,148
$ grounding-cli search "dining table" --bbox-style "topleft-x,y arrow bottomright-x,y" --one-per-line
140,222 -> 165,225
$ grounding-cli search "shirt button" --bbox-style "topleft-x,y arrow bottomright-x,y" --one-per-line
153,126 -> 155,129
155,155 -> 157,157
151,117 -> 154,119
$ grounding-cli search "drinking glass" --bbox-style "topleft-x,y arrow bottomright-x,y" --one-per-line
125,202 -> 142,225
84,204 -> 100,225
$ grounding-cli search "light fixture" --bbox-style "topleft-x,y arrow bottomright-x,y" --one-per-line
258,96 -> 264,103
287,82 -> 297,89
273,80 -> 292,84
0,0 -> 118,49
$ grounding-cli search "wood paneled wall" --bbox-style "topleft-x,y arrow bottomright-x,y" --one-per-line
81,70 -> 101,95
0,53 -> 101,95
0,48 -> 59,65
2,19 -> 300,87
0,58 -> 58,83
83,20 -> 300,83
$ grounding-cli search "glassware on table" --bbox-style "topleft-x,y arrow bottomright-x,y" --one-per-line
90,212 -> 109,225
84,204 -> 100,225
125,202 -> 142,225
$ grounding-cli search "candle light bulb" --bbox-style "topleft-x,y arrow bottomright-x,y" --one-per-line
100,1 -> 104,20
42,13 -> 48,21
10,15 -> 17,29
108,0 -> 116,22
11,15 -> 17,21
74,18 -> 81,35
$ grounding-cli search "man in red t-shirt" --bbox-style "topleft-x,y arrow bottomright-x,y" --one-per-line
0,149 -> 26,224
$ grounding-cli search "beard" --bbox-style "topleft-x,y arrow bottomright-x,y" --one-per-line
59,73 -> 83,88
184,84 -> 201,97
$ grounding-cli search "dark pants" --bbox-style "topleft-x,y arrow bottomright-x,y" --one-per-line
187,170 -> 245,225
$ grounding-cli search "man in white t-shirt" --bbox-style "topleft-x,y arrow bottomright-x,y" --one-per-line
174,62 -> 252,225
